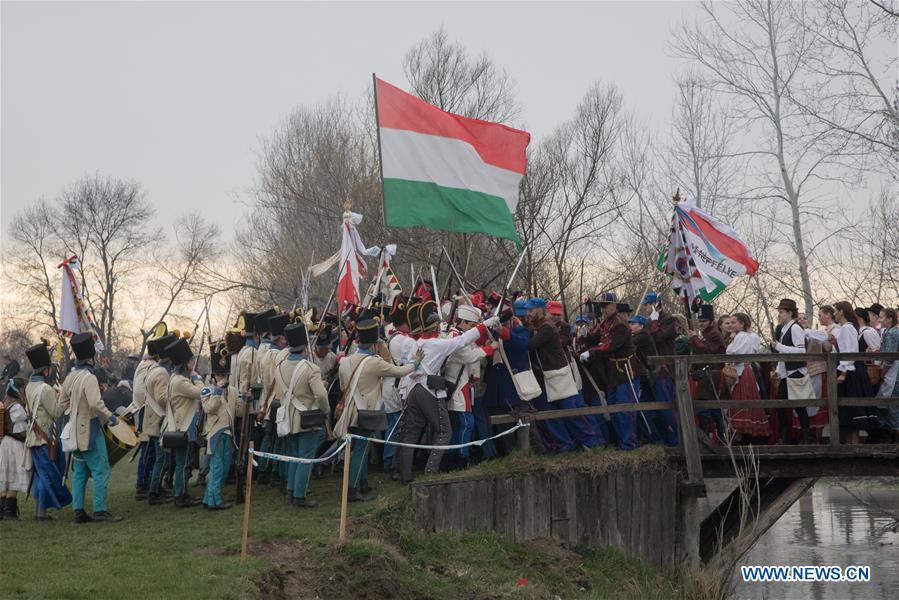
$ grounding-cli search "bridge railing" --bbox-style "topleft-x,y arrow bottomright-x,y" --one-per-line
488,352 -> 899,495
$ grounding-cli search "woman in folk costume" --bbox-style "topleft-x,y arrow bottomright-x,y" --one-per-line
831,301 -> 881,444
337,317 -> 418,498
273,322 -> 330,508
201,340 -> 233,510
0,378 -> 30,519
725,314 -> 771,442
24,343 -> 72,519
444,303 -> 494,468
162,337 -> 204,508
58,332 -> 121,523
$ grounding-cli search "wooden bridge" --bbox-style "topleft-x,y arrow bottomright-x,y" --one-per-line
477,350 -> 899,577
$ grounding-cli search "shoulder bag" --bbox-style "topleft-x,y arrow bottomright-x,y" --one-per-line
497,340 -> 542,401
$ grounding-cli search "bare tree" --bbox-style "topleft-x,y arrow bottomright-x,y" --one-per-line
536,82 -> 627,310
666,72 -> 740,215
129,212 -> 223,354
795,0 -> 898,173
403,26 -> 520,124
674,0 -> 841,319
6,200 -> 66,337
55,174 -> 159,360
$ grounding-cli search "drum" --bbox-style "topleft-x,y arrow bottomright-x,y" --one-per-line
103,421 -> 139,467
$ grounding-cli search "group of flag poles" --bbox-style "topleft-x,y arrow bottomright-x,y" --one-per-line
53,76 -> 760,364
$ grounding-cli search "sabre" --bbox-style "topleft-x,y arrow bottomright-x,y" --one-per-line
441,246 -> 470,296
495,244 -> 530,317
429,264 -> 443,322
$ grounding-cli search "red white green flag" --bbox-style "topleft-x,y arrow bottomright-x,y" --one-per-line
659,197 -> 759,304
374,77 -> 530,246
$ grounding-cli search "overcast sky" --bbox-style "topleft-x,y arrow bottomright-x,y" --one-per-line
2,0 -> 703,237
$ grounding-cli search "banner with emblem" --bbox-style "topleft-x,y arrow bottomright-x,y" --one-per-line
658,197 -> 759,307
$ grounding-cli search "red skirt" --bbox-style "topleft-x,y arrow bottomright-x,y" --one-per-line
729,366 -> 772,438
809,373 -> 829,429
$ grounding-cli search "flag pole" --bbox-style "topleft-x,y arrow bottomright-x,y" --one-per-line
372,73 -> 387,230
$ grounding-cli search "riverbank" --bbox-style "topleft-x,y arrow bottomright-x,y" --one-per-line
0,455 -> 719,599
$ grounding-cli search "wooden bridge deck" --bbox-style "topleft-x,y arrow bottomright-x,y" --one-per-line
486,351 -> 899,572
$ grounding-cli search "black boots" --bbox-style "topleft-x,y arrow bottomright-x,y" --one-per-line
291,497 -> 319,508
174,494 -> 201,508
74,509 -> 121,522
1,497 -> 19,520
0,496 -> 5,520
347,488 -> 372,503
74,509 -> 93,524
92,511 -> 123,522
135,486 -> 149,501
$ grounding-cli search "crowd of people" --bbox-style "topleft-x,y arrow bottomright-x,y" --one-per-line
0,289 -> 897,522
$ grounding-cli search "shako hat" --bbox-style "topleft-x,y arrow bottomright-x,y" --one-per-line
356,318 -> 381,345
268,313 -> 290,338
284,322 -> 307,352
164,338 -> 193,366
26,342 -> 52,371
70,332 -> 96,360
255,309 -> 277,335
697,304 -> 715,322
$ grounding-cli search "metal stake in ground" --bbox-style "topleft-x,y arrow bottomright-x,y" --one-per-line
240,441 -> 255,563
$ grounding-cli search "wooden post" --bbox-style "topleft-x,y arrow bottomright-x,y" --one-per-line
338,437 -> 353,542
240,441 -> 255,563
678,494 -> 700,570
826,353 -> 841,448
516,420 -> 531,455
673,357 -> 705,496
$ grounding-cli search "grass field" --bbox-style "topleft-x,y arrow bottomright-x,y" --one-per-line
0,448 -> 718,599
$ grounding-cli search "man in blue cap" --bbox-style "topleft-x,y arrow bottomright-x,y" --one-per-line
527,298 -> 605,451
628,315 -> 677,446
481,299 -> 532,453
638,292 -> 679,446
580,292 -> 641,450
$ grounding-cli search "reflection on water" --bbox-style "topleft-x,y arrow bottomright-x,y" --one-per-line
717,479 -> 899,600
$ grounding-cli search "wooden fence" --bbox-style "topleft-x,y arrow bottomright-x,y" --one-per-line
488,352 -> 899,496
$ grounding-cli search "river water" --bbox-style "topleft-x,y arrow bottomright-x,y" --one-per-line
705,478 -> 899,599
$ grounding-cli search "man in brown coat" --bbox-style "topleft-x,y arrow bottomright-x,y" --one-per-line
688,304 -> 727,440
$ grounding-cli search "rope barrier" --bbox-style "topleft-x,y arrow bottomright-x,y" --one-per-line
249,440 -> 347,465
346,420 -> 529,451
245,421 -> 528,463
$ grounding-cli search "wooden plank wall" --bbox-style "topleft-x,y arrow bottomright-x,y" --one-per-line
410,467 -> 681,571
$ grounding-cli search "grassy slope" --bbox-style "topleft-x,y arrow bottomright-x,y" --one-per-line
0,449 -> 716,599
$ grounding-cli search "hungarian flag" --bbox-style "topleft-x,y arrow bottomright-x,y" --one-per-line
659,197 -> 759,305
374,77 -> 530,246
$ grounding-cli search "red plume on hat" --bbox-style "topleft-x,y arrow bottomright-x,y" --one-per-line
414,280 -> 434,302
469,289 -> 486,309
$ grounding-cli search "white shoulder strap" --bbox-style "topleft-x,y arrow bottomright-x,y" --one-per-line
26,381 -> 50,430
285,359 -> 311,411
349,355 -> 373,410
